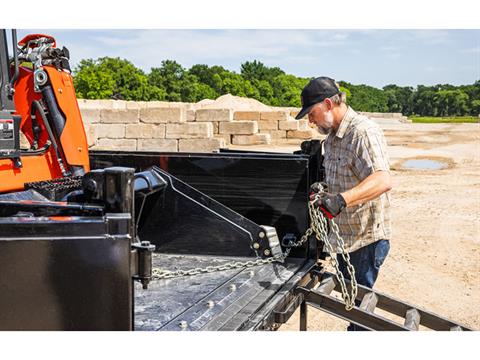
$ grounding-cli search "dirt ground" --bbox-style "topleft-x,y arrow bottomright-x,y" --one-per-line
233,122 -> 480,331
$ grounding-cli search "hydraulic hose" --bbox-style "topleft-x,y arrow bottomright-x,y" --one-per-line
31,99 -> 69,176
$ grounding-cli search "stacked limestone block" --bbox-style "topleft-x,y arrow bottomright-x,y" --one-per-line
195,109 -> 235,148
230,110 -> 320,145
79,100 -> 221,152
226,111 -> 268,145
78,100 -> 323,153
165,108 -> 220,152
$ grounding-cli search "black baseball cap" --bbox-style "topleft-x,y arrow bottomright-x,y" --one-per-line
295,77 -> 340,119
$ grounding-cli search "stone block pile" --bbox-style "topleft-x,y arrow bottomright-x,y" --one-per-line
358,111 -> 411,124
78,99 -> 321,153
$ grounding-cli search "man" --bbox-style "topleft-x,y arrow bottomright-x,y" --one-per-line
296,77 -> 392,331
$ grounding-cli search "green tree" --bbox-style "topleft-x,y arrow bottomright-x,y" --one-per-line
240,60 -> 269,81
240,60 -> 285,83
73,55 -> 479,116
251,79 -> 274,104
340,82 -> 388,112
220,71 -> 249,96
382,84 -> 414,114
74,59 -> 116,99
189,64 -> 226,94
195,83 -> 218,101
148,60 -> 186,101
471,99 -> 480,114
412,86 -> 436,116
459,81 -> 480,115
433,89 -> 469,116
270,74 -> 309,107
73,57 -> 164,100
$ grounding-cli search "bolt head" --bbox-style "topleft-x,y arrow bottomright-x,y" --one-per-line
253,242 -> 260,249
179,320 -> 188,329
264,249 -> 271,256
259,232 -> 265,239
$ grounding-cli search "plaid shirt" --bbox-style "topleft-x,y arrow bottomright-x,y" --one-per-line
323,107 -> 391,253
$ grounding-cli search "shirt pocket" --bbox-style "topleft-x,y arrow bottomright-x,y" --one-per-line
337,156 -> 353,178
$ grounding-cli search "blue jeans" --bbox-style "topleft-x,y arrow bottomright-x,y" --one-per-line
337,239 -> 390,331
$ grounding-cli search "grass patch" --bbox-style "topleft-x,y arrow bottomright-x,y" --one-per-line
409,116 -> 478,123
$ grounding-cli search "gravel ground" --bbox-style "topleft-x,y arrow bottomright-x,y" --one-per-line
232,122 -> 480,331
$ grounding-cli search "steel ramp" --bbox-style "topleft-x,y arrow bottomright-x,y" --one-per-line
295,271 -> 472,331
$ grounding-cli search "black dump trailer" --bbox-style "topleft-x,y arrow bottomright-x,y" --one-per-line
1,145 -> 470,331
0,145 -> 323,330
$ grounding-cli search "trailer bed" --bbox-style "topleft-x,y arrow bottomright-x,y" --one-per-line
134,254 -> 311,331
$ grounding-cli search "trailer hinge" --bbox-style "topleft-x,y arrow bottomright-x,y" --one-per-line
131,240 -> 156,289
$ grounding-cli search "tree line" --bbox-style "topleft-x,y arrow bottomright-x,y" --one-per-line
73,57 -> 480,116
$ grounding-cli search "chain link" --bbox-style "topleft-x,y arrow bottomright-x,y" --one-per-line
151,254 -> 282,280
151,185 -> 358,311
307,191 -> 358,310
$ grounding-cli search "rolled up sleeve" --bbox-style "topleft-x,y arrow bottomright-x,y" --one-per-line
352,129 -> 390,180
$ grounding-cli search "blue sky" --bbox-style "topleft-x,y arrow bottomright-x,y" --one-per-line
17,29 -> 479,89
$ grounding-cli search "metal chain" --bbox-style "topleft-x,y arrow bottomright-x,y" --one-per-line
27,176 -> 82,191
151,186 -> 358,311
307,192 -> 358,310
151,254 -> 283,280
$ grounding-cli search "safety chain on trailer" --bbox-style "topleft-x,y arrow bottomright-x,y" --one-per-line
151,185 -> 358,310
306,189 -> 358,310
151,255 -> 283,279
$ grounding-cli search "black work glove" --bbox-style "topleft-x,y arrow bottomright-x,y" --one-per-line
311,192 -> 347,219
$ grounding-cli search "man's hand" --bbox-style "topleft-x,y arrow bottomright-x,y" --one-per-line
311,192 -> 347,219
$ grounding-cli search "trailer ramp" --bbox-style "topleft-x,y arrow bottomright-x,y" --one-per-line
292,271 -> 472,331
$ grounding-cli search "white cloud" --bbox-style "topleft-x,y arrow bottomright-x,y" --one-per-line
425,66 -> 445,72
331,33 -> 349,41
24,29 -> 477,87
460,47 -> 480,54
386,53 -> 401,60
406,30 -> 452,45
77,30 -> 355,71
380,45 -> 399,52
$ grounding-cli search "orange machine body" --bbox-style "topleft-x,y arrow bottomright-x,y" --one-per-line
0,62 -> 90,193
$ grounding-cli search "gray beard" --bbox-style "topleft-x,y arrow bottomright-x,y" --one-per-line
317,125 -> 332,135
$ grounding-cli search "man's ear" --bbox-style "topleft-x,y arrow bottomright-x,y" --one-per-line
324,98 -> 333,110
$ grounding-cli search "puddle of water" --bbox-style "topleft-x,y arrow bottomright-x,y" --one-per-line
402,159 -> 448,170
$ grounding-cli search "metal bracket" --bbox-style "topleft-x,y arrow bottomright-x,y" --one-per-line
259,225 -> 283,259
131,240 -> 156,289
273,293 -> 304,324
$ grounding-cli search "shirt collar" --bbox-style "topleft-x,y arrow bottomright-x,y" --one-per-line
334,106 -> 356,139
